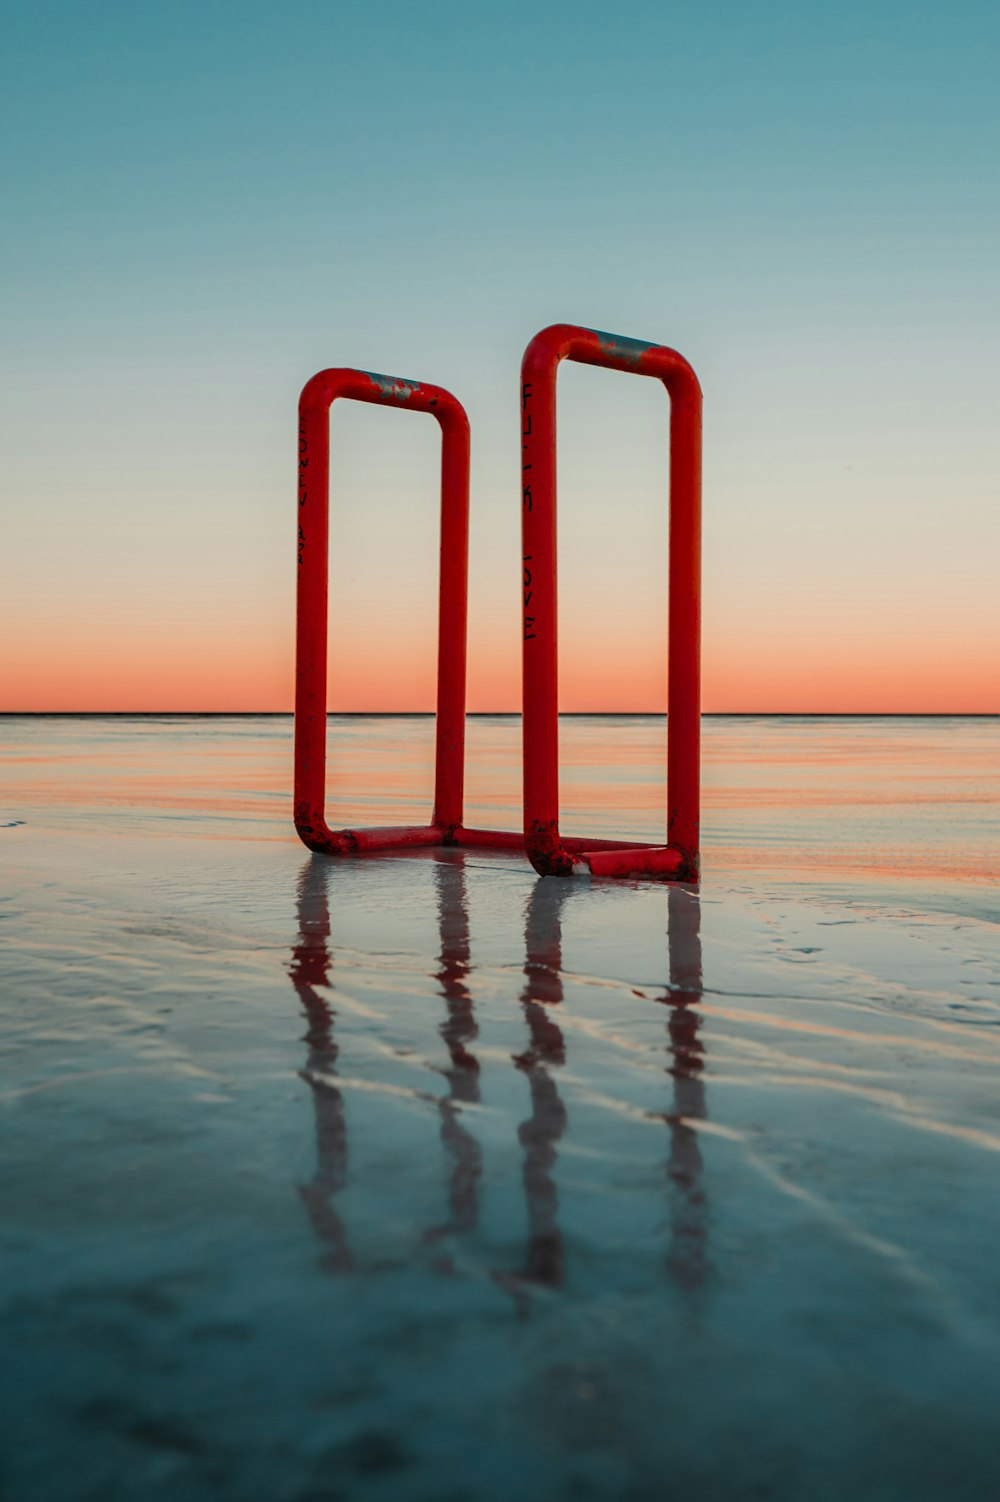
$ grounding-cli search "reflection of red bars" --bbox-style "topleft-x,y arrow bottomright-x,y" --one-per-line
521,325 -> 702,882
295,368 -> 518,856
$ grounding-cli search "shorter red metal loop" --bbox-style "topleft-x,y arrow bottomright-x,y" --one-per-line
520,325 -> 702,882
295,368 -> 471,856
294,366 -> 519,862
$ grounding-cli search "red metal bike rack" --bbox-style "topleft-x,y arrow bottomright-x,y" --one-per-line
521,325 -> 702,882
295,367 -> 519,857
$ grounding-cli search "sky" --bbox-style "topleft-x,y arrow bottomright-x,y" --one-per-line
1,0 -> 997,713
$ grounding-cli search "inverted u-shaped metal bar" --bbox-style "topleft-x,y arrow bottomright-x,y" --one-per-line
520,324 -> 702,881
294,368 -> 471,854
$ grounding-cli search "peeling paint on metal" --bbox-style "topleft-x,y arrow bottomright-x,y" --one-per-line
587,329 -> 657,368
362,371 -> 420,402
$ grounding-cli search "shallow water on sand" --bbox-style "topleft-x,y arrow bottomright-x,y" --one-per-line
2,715 -> 999,1501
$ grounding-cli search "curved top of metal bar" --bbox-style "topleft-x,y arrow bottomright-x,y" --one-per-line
521,323 -> 702,400
299,368 -> 470,436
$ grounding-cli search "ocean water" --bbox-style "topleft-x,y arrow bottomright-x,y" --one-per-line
2,714 -> 999,1501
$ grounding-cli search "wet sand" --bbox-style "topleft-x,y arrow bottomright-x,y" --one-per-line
2,714 -> 999,1501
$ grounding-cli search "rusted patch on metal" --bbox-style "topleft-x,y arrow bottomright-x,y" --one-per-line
293,804 -> 361,856
673,851 -> 699,883
293,820 -> 329,854
526,820 -> 577,877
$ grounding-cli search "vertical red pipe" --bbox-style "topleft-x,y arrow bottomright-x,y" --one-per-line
520,333 -> 566,870
432,401 -> 470,833
666,378 -> 702,878
295,374 -> 332,848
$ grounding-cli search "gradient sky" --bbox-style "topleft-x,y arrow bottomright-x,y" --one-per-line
1,0 -> 997,712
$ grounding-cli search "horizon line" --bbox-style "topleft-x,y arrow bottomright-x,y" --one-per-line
2,711 -> 997,720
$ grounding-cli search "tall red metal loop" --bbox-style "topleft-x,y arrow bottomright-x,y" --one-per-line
295,368 -> 471,855
520,325 -> 702,882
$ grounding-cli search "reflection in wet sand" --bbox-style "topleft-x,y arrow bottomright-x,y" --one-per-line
8,716 -> 1000,1501
426,855 -> 483,1250
662,885 -> 708,1291
508,881 -> 571,1296
518,879 -> 708,1294
290,853 -> 488,1274
289,855 -> 707,1298
289,859 -> 352,1272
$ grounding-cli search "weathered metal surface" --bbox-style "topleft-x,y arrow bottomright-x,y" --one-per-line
520,323 -> 703,882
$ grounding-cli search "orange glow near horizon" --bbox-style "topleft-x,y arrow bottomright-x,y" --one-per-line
3,615 -> 997,714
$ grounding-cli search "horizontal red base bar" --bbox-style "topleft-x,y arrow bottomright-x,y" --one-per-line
459,829 -> 664,855
580,844 -> 685,878
297,821 -> 689,880
294,822 -> 524,857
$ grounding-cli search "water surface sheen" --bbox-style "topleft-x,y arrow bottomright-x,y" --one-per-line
1,715 -> 999,1501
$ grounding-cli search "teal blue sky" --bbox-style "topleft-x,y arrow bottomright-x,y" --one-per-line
2,1 -> 998,710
